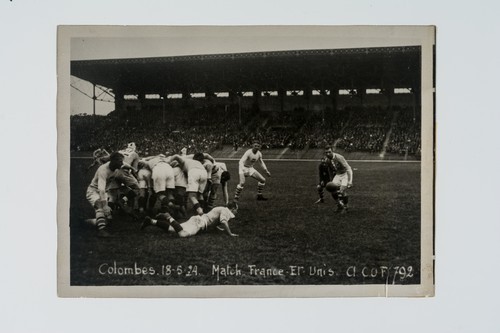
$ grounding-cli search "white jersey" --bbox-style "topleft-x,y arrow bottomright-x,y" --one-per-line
239,149 -> 262,168
144,155 -> 172,170
118,148 -> 139,171
202,207 -> 236,229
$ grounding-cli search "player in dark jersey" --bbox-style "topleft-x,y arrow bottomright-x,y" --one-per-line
324,146 -> 353,213
314,157 -> 335,204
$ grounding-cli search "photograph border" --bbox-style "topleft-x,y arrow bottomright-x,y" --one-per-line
57,25 -> 435,298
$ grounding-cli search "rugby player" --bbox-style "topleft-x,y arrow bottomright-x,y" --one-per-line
233,142 -> 271,202
169,153 -> 208,215
107,142 -> 140,214
314,155 -> 335,204
323,146 -> 353,213
87,147 -> 110,170
206,162 -> 231,210
136,159 -> 153,214
141,154 -> 177,215
141,203 -> 239,237
85,152 -> 124,237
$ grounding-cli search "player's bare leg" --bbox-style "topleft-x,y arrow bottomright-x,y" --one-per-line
207,183 -> 219,210
315,184 -> 325,204
233,172 -> 246,202
174,186 -> 187,218
141,212 -> 179,233
252,172 -> 268,201
336,186 -> 349,213
138,188 -> 150,214
94,200 -> 114,238
187,192 -> 204,215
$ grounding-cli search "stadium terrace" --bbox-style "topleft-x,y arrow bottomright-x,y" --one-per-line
71,46 -> 422,160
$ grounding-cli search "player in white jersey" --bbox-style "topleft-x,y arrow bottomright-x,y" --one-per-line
85,152 -> 124,237
141,203 -> 239,237
206,162 -> 231,210
106,142 -> 140,216
323,146 -> 353,213
87,147 -> 110,170
169,152 -> 208,215
234,142 -> 271,202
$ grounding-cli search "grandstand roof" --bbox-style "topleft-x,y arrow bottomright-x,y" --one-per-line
71,46 -> 421,95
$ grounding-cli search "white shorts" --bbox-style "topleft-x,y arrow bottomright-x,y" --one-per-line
186,168 -> 208,193
332,173 -> 349,187
86,186 -> 107,207
137,169 -> 152,189
180,215 -> 208,236
173,167 -> 187,188
152,162 -> 175,193
239,166 -> 256,177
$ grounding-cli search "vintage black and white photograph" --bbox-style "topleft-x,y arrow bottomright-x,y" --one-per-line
57,26 -> 435,297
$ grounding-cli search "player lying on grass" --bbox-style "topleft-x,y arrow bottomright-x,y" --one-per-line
323,146 -> 353,213
140,203 -> 239,237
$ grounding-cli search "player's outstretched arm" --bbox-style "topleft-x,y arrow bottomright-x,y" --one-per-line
170,154 -> 185,167
346,165 -> 353,186
220,221 -> 238,237
121,162 -> 137,174
222,182 -> 229,206
239,149 -> 250,167
203,153 -> 216,164
259,155 -> 271,176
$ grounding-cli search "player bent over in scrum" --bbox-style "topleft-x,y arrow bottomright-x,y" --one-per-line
323,146 -> 353,213
136,160 -> 154,214
85,152 -> 124,237
234,142 -> 271,203
141,154 -> 180,215
141,203 -> 239,237
206,162 -> 231,210
106,142 -> 140,216
169,153 -> 208,215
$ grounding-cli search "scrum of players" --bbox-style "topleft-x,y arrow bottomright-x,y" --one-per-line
85,141 -> 352,238
86,141 -> 248,238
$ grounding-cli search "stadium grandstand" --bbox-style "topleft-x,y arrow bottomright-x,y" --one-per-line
70,46 -> 421,160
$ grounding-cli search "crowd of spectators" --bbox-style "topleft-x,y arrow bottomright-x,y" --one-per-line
386,107 -> 421,156
71,105 -> 421,156
336,107 -> 392,152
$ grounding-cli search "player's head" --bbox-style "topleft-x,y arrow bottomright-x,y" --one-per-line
127,142 -> 136,151
109,152 -> 124,171
227,201 -> 238,215
193,152 -> 205,162
221,171 -> 231,184
252,142 -> 261,153
324,146 -> 334,159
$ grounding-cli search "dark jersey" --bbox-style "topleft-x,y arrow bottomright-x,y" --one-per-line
318,158 -> 335,185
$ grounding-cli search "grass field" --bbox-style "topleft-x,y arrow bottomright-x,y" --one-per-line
69,158 -> 421,286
